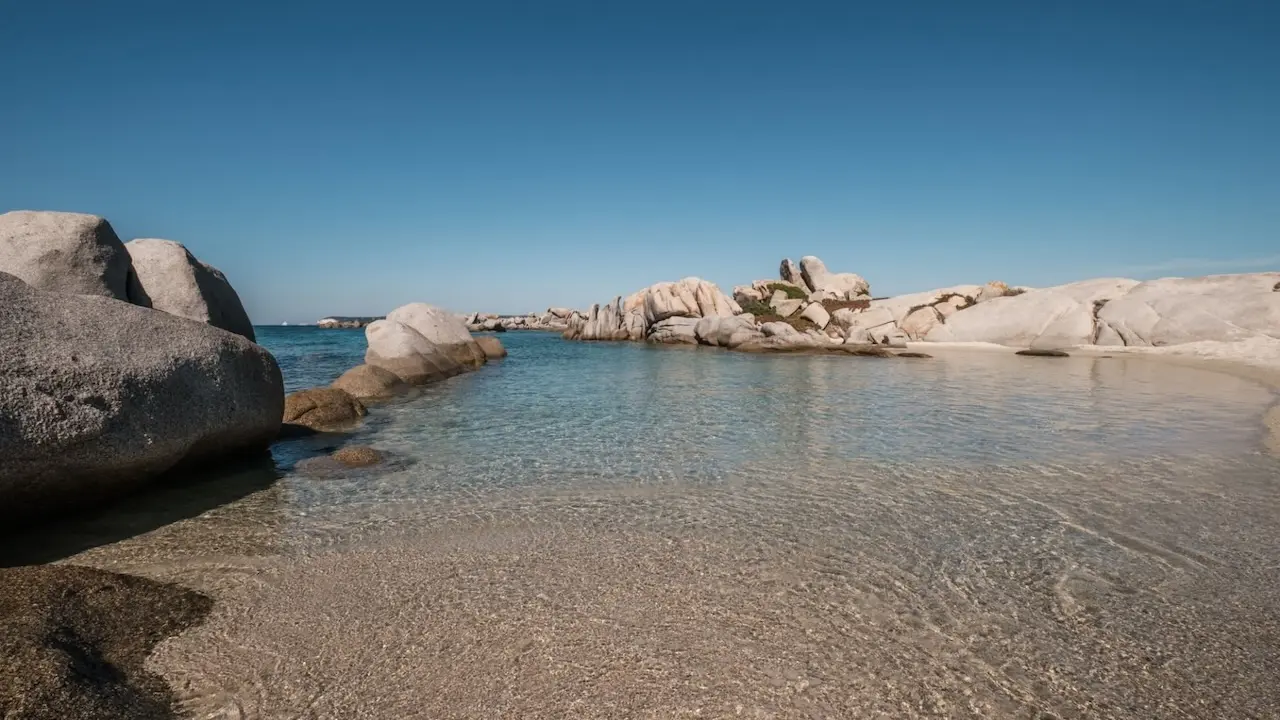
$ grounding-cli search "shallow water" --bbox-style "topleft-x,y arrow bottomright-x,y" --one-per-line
30,331 -> 1280,718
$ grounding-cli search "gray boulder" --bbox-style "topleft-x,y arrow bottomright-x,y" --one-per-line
125,238 -> 256,341
0,272 -> 283,525
0,210 -> 132,300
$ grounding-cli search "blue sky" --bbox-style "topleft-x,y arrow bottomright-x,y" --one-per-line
2,1 -> 1277,323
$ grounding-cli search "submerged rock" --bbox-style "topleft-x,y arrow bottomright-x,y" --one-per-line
0,272 -> 283,525
0,210 -> 133,300
283,388 -> 367,431
0,564 -> 212,720
331,363 -> 413,402
332,446 -> 383,467
124,238 -> 256,341
1016,348 -> 1070,357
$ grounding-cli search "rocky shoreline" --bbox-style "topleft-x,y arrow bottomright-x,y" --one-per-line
558,254 -> 1280,361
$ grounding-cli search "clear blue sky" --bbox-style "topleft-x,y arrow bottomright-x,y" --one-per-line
3,1 -> 1277,323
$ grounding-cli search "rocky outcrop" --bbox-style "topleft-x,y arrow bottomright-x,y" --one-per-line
124,238 -> 256,341
0,272 -> 283,525
283,388 -> 368,431
318,316 -> 380,329
464,308 -> 575,332
387,303 -> 487,367
642,277 -> 741,325
331,364 -> 412,402
565,278 -> 738,343
0,210 -> 133,300
798,255 -> 870,300
364,319 -> 466,385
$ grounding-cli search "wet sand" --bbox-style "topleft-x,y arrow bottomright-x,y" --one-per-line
27,350 -> 1280,719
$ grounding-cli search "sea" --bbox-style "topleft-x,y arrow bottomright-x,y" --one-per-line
19,326 -> 1280,718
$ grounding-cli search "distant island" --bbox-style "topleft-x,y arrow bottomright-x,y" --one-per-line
318,316 -> 383,329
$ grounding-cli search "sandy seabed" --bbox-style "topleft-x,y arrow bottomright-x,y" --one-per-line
47,347 -> 1280,720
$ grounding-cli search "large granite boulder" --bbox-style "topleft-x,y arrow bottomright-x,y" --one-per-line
925,278 -> 1139,348
386,303 -> 486,366
124,238 -> 256,341
0,211 -> 132,300
331,363 -> 412,402
1096,273 -> 1280,346
647,317 -> 700,344
0,272 -> 283,525
694,315 -> 763,349
798,256 -> 870,299
364,319 -> 464,385
641,277 -> 741,326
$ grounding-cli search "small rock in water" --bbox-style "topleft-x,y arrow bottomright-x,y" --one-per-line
333,446 -> 383,468
1016,348 -> 1070,357
283,388 -> 368,431
895,352 -> 933,358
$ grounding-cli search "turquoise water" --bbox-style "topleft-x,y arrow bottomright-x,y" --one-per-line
45,327 -> 1280,718
255,325 -> 369,393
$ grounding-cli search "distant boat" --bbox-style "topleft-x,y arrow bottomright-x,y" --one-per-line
282,321 -> 289,326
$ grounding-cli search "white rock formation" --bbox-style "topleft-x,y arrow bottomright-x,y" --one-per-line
1095,273 -> 1280,346
924,278 -> 1139,348
798,256 -> 870,299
